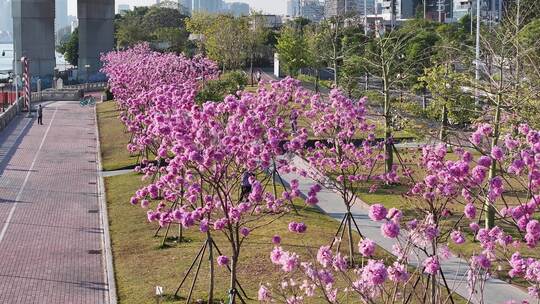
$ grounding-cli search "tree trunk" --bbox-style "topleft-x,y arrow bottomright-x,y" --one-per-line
228,252 -> 238,304
207,235 -> 214,304
346,210 -> 355,266
439,103 -> 448,142
422,87 -> 427,110
315,69 -> 320,93
365,72 -> 369,91
484,94 -> 501,229
383,74 -> 393,174
333,59 -> 338,88
250,54 -> 254,86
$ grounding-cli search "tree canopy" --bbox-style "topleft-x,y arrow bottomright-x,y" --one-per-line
57,28 -> 79,66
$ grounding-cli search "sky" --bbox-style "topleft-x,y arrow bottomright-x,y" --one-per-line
67,0 -> 287,16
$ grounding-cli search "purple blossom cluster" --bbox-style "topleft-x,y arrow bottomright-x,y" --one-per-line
103,45 -> 540,303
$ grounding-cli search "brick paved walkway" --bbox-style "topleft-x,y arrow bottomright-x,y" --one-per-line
0,101 -> 108,303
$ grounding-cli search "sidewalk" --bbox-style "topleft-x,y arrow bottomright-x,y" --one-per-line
278,154 -> 533,304
0,101 -> 109,303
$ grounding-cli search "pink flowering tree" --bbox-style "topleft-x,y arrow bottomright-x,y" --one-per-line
101,43 -> 219,170
130,78 -> 315,303
102,45 -> 220,244
259,122 -> 540,303
291,89 -> 397,265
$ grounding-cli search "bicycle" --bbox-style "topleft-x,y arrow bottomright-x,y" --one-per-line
80,95 -> 96,107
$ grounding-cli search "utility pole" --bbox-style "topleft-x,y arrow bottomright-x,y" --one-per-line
475,0 -> 481,105
364,0 -> 368,35
390,0 -> 396,29
470,0 -> 474,34
438,0 -> 444,22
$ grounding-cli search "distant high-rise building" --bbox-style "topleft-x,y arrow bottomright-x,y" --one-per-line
375,0 -> 416,21
325,0 -> 376,18
192,0 -> 223,13
423,0 -> 452,22
55,0 -> 68,30
118,4 -> 131,14
227,2 -> 250,16
180,0 -> 192,14
452,0 -> 504,23
300,0 -> 324,22
55,0 -> 69,45
0,0 -> 12,34
287,0 -> 300,16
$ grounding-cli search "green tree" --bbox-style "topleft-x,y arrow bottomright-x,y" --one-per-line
276,25 -> 309,76
141,6 -> 185,33
187,14 -> 250,71
185,12 -> 216,54
206,15 -> 249,71
115,6 -> 189,51
519,19 -> 540,66
305,17 -> 363,87
339,55 -> 365,97
152,27 -> 189,52
420,65 -> 476,141
57,28 -> 79,66
362,30 -> 418,174
196,71 -> 248,103
246,14 -> 270,84
116,6 -> 150,47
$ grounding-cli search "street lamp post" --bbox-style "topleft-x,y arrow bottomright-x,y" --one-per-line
475,0 -> 481,105
84,64 -> 91,90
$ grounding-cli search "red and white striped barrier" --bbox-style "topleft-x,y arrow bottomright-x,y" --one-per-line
21,57 -> 30,111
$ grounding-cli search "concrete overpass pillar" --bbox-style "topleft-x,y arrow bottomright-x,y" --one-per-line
12,0 -> 56,81
78,0 -> 114,82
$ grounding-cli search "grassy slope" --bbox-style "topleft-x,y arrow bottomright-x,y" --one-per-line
106,173 -> 377,303
98,104 -> 366,303
97,102 -> 139,171
100,100 -> 463,303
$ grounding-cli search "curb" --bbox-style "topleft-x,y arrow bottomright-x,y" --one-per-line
94,103 -> 118,304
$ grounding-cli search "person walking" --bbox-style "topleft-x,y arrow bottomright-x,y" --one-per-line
256,70 -> 262,84
37,105 -> 43,125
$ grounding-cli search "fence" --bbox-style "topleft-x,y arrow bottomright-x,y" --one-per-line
64,82 -> 107,93
0,96 -> 24,133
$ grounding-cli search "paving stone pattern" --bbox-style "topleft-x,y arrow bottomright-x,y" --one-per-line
0,101 -> 107,303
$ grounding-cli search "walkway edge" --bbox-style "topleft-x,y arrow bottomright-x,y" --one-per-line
94,104 -> 118,304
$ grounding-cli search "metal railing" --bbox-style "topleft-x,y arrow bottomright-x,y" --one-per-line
64,82 -> 107,92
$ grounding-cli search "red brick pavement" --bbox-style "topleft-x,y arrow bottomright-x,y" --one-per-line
0,101 -> 108,303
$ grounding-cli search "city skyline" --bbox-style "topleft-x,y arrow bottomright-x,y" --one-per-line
67,0 -> 287,15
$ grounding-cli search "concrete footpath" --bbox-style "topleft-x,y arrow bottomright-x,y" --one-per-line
0,101 -> 111,303
278,154 -> 534,304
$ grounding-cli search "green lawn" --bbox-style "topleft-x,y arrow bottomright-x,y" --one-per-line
97,102 -> 139,171
106,173 -> 382,303
99,101 -> 464,303
97,106 -> 377,303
